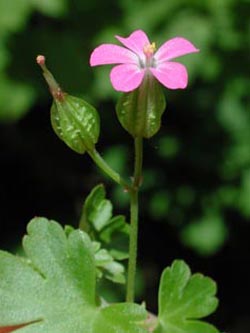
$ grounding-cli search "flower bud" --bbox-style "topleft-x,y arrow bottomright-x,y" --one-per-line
36,55 -> 100,154
116,75 -> 166,138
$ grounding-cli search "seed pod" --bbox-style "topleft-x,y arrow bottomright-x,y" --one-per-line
37,55 -> 100,154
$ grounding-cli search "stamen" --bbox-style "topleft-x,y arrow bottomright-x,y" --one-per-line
143,42 -> 156,57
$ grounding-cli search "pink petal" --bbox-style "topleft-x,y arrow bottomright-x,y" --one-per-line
150,62 -> 188,89
110,64 -> 145,92
90,44 -> 137,66
155,37 -> 199,63
115,30 -> 150,60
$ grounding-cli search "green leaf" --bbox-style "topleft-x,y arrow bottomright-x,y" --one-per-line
0,217 -> 147,333
51,95 -> 100,154
94,242 -> 125,284
81,185 -> 129,259
100,216 -> 130,260
82,184 -> 112,232
94,303 -> 147,333
154,260 -> 219,333
80,184 -> 129,283
116,76 -> 166,138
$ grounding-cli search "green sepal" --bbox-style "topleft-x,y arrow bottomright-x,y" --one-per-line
116,76 -> 166,138
51,95 -> 100,154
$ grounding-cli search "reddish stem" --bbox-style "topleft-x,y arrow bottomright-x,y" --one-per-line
0,324 -> 27,333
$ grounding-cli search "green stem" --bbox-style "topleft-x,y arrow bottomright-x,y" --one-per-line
126,137 -> 143,302
88,148 -> 132,191
133,137 -> 143,188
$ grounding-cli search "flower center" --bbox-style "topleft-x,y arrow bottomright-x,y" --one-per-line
141,42 -> 157,69
143,42 -> 156,57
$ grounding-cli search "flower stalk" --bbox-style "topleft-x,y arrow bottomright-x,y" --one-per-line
126,137 -> 143,302
87,148 -> 132,191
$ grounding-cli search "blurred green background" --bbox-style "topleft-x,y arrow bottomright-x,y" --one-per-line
0,0 -> 249,332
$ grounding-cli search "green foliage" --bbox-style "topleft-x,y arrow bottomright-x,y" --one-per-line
0,2 -> 227,330
80,184 -> 130,283
31,0 -> 68,16
0,0 -> 248,256
0,0 -> 67,122
149,190 -> 169,220
0,75 -> 36,122
0,217 -> 219,332
157,136 -> 180,159
103,145 -> 129,178
51,95 -> 100,154
0,217 -> 147,333
116,77 -> 166,138
93,241 -> 125,284
181,214 -> 228,256
155,260 -> 219,333
0,0 -> 31,33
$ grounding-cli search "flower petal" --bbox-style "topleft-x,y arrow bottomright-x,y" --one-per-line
90,44 -> 137,66
115,30 -> 150,60
155,37 -> 199,63
150,62 -> 188,89
110,64 -> 145,92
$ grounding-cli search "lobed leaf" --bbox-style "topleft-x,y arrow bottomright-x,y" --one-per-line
154,260 -> 219,333
80,184 -> 130,283
82,184 -> 113,231
0,217 -> 147,333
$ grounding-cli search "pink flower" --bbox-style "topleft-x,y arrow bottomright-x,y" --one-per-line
90,30 -> 199,92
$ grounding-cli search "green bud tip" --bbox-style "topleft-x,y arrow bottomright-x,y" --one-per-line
36,54 -> 65,101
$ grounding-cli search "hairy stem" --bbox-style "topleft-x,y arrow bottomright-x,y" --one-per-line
126,137 -> 143,302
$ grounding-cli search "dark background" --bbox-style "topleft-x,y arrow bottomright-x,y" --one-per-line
0,0 -> 249,332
